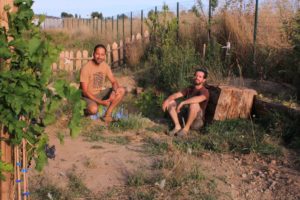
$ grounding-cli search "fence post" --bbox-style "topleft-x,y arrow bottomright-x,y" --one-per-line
101,19 -> 103,34
141,10 -> 143,37
123,15 -> 126,66
75,50 -> 82,71
130,12 -> 133,41
177,2 -> 179,42
112,16 -> 114,41
154,6 -> 157,43
105,18 -> 107,36
117,15 -> 119,42
253,0 -> 259,78
122,14 -> 125,41
208,0 -> 212,41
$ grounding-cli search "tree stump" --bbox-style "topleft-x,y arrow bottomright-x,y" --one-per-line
206,85 -> 257,121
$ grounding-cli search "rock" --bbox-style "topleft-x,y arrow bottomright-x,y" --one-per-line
155,179 -> 166,190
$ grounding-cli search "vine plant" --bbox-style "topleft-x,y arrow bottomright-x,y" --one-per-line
0,0 -> 85,177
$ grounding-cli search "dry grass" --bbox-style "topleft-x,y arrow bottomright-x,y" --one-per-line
44,0 -> 296,77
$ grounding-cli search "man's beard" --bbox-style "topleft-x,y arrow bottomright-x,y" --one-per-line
93,58 -> 102,65
194,81 -> 202,86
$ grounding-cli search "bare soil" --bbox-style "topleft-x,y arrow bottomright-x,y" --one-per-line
29,76 -> 300,199
29,119 -> 300,200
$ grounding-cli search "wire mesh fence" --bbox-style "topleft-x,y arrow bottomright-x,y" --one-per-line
40,0 -> 298,71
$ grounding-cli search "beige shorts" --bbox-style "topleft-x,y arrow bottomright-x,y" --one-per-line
82,88 -> 113,107
180,106 -> 204,130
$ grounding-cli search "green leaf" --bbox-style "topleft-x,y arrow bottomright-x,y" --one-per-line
0,47 -> 12,60
28,37 -> 41,55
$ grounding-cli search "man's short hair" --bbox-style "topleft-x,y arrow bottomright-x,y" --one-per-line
93,44 -> 107,54
194,68 -> 208,79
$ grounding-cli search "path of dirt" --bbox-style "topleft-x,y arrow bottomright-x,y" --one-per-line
29,118 -> 300,199
29,76 -> 300,199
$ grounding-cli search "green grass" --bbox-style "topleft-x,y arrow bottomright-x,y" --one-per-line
109,114 -> 150,132
127,171 -> 148,187
143,137 -> 169,155
31,172 -> 93,200
31,184 -> 65,200
152,158 -> 174,170
173,119 -> 282,156
67,173 -> 91,198
106,136 -> 130,145
129,190 -> 156,200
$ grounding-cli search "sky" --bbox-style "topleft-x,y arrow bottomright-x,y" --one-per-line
32,0 -> 194,18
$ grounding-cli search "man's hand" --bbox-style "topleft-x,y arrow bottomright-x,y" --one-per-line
97,99 -> 111,107
162,100 -> 169,112
176,102 -> 184,113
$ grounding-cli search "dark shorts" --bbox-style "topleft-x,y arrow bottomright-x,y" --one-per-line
179,106 -> 204,130
82,88 -> 113,107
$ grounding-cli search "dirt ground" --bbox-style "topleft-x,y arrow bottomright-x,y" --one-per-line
29,118 -> 300,200
29,76 -> 300,199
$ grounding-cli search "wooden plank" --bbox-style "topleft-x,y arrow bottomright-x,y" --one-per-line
59,51 -> 65,70
82,50 -> 89,66
112,42 -> 118,64
69,51 -> 74,71
119,40 -> 124,65
106,44 -> 111,65
75,50 -> 82,71
0,127 -> 13,200
64,51 -> 70,71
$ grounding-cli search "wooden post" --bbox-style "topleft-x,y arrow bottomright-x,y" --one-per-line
82,50 -> 89,66
69,51 -> 74,72
119,40 -> 124,65
75,50 -> 82,71
106,44 -> 111,65
59,51 -> 65,70
144,30 -> 150,44
1,1 -> 17,199
0,127 -> 14,200
64,51 -> 70,71
112,42 -> 118,67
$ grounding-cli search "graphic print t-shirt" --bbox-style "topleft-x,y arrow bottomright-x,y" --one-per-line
80,61 -> 111,95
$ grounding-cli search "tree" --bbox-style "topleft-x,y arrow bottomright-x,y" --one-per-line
162,3 -> 169,12
91,11 -> 103,19
119,14 -> 128,19
190,5 -> 200,17
61,12 -> 73,18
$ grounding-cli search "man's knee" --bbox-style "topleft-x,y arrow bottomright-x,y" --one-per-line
87,104 -> 98,114
189,103 -> 200,112
167,100 -> 177,111
116,87 -> 126,96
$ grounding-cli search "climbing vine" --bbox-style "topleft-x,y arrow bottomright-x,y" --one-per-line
0,0 -> 85,172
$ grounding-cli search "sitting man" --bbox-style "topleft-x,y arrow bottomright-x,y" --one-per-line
162,68 -> 209,137
80,44 -> 125,123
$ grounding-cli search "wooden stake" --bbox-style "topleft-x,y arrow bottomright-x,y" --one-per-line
22,139 -> 27,200
16,145 -> 21,200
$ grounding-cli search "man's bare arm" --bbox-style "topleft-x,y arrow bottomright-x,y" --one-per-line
162,91 -> 185,112
176,95 -> 207,113
106,68 -> 119,92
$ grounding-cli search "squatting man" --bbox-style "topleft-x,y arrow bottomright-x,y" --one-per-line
80,44 -> 125,124
162,68 -> 209,137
